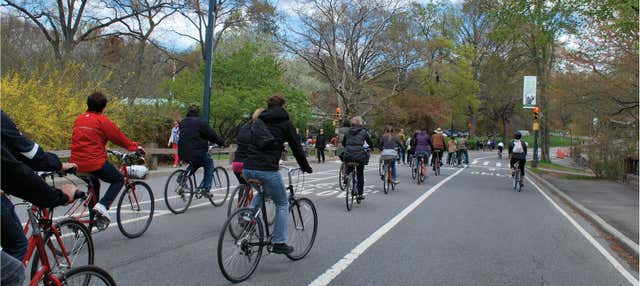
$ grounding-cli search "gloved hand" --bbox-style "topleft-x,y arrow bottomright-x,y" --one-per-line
302,165 -> 313,174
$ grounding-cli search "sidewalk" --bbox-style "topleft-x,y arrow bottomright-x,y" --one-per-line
530,170 -> 639,255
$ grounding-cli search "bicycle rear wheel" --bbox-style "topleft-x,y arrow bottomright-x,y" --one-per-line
31,219 -> 94,279
345,175 -> 354,211
116,181 -> 154,238
218,208 -> 264,283
286,198 -> 318,260
378,158 -> 384,178
164,169 -> 194,214
383,169 -> 390,194
209,167 -> 230,207
418,162 -> 426,184
60,265 -> 117,286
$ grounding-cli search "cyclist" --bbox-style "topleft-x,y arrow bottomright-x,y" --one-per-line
342,116 -> 373,201
456,135 -> 469,165
447,136 -> 457,165
411,128 -> 433,176
232,109 -> 262,194
70,92 -> 143,227
380,126 -> 402,184
508,132 -> 527,187
244,93 -> 312,254
1,111 -> 77,286
431,128 -> 446,170
178,104 -> 226,198
497,141 -> 504,158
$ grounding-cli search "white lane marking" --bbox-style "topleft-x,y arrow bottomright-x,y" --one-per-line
527,177 -> 639,285
496,162 -> 502,167
483,161 -> 490,166
308,168 -> 465,286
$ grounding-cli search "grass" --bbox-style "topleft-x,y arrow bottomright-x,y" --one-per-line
535,161 -> 587,174
521,135 -> 584,148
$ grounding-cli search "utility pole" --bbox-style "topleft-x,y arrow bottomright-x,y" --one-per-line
202,1 -> 217,123
532,106 -> 540,167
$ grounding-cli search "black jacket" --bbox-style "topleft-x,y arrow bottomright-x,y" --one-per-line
244,106 -> 311,172
342,126 -> 373,164
508,139 -> 528,160
233,123 -> 252,163
1,110 -> 68,208
178,116 -> 225,165
315,134 -> 326,149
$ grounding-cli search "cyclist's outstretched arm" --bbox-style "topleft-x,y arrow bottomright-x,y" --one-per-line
100,117 -> 139,151
284,121 -> 311,172
200,121 -> 225,146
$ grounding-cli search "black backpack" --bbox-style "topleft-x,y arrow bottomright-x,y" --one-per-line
250,118 -> 276,150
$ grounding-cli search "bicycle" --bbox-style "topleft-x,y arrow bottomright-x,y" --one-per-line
381,158 -> 397,194
338,161 -> 347,191
164,147 -> 230,214
512,161 -> 523,192
64,150 -> 155,238
432,150 -> 442,176
20,193 -> 116,286
412,154 -> 427,184
498,149 -> 503,160
217,166 -> 318,283
344,161 -> 362,211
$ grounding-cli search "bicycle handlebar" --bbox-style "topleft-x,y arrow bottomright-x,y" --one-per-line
38,166 -> 77,179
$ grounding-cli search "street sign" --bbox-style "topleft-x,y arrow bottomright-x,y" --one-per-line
533,122 -> 540,131
523,76 -> 537,109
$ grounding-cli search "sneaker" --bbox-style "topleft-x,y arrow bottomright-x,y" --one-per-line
272,243 -> 294,254
198,187 -> 213,198
357,194 -> 365,200
392,180 -> 400,184
511,169 -> 515,177
91,203 -> 111,230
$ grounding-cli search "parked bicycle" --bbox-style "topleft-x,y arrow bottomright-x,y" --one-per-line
217,165 -> 317,283
164,147 -> 230,214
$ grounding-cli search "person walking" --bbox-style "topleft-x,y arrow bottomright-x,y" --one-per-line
315,128 -> 327,163
397,128 -> 407,164
168,120 -> 180,167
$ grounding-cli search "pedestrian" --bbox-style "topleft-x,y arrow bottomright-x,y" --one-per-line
447,136 -> 457,165
316,128 -> 327,163
167,120 -> 180,168
397,128 -> 407,164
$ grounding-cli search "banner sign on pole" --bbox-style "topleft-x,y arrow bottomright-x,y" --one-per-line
523,76 -> 537,109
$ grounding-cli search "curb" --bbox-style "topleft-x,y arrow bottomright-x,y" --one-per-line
528,170 -> 639,256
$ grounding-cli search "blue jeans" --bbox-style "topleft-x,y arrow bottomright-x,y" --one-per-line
414,151 -> 431,167
91,162 -> 124,209
383,160 -> 398,180
1,251 -> 24,286
1,196 -> 27,261
399,147 -> 406,164
243,169 -> 288,244
196,153 -> 214,190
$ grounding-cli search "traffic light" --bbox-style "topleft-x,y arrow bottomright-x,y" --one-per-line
533,106 -> 539,121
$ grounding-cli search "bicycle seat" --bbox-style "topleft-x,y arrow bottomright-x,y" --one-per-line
247,179 -> 263,186
347,162 -> 359,167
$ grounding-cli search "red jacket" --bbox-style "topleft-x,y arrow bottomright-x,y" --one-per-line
70,111 -> 138,172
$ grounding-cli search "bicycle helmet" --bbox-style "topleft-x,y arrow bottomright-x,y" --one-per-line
514,131 -> 522,140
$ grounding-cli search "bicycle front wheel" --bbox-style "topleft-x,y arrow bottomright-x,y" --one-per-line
31,219 -> 94,279
60,265 -> 117,286
165,169 -> 194,214
338,163 -> 347,191
218,208 -> 264,283
116,181 -> 154,238
209,167 -> 230,207
286,198 -> 318,260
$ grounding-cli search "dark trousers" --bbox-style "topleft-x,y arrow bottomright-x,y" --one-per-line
431,150 -> 443,169
510,158 -> 526,176
347,164 -> 365,195
90,161 -> 125,209
316,148 -> 325,163
1,196 -> 28,261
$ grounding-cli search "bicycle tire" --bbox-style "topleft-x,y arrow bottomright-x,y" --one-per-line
30,219 -> 94,279
345,175 -> 354,211
338,163 -> 347,191
164,169 -> 194,214
383,167 -> 389,194
227,185 -> 251,217
116,181 -> 154,238
218,208 -> 264,283
378,158 -> 384,178
411,163 -> 417,180
60,265 -> 117,286
418,162 -> 425,184
286,198 -> 318,260
209,167 -> 230,207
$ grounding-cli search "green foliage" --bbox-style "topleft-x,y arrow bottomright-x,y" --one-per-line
165,42 -> 311,140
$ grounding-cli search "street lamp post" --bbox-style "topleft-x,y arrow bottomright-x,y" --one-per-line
202,1 -> 217,123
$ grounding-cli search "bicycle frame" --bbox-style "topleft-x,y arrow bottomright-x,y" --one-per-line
22,206 -> 74,271
22,206 -> 65,286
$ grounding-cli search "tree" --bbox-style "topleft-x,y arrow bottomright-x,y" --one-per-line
2,0 -> 171,63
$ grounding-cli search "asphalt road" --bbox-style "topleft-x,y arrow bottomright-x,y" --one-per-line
11,151 -> 639,285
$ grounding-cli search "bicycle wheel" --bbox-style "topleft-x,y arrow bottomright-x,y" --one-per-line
116,181 -> 154,238
418,163 -> 425,184
286,198 -> 318,260
378,158 -> 384,179
435,159 -> 441,176
209,167 -> 230,207
383,168 -> 389,194
227,185 -> 251,217
338,163 -> 347,191
164,169 -> 194,214
411,163 -> 417,180
345,175 -> 354,211
60,265 -> 117,286
217,208 -> 264,283
31,219 -> 94,279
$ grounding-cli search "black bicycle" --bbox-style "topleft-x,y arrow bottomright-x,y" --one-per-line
432,150 -> 442,176
412,154 -> 427,184
513,161 -> 522,192
217,166 -> 317,283
344,162 -> 362,211
164,150 -> 230,214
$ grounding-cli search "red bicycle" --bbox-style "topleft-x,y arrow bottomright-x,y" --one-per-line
61,150 -> 154,238
19,195 -> 115,285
